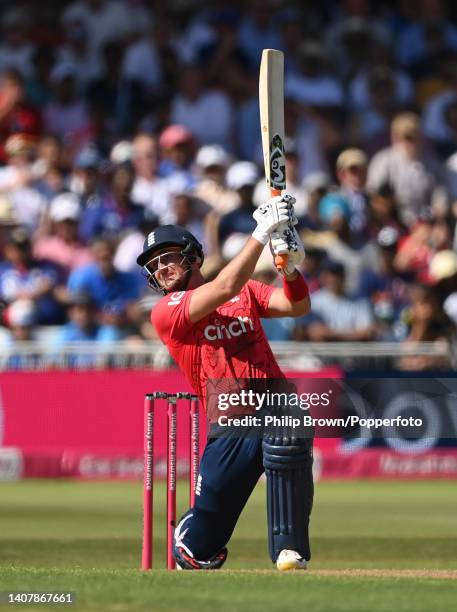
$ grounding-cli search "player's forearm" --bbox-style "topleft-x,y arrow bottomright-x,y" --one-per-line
268,271 -> 310,317
214,237 -> 264,298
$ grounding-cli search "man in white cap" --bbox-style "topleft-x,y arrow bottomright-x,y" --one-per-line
194,145 -> 239,214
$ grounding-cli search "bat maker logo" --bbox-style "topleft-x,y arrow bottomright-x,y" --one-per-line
269,133 -> 286,190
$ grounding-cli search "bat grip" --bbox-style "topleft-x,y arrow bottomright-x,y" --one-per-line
270,188 -> 288,271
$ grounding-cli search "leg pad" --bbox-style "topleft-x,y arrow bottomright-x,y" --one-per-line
263,435 -> 314,563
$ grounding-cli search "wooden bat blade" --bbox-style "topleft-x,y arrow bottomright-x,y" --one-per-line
259,49 -> 286,195
259,48 -> 288,271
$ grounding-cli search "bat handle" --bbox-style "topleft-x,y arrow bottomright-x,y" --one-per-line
270,188 -> 288,271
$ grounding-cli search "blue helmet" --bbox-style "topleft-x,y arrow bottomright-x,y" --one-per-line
137,225 -> 204,294
136,225 -> 203,267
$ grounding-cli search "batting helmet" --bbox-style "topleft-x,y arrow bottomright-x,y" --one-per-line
136,225 -> 204,268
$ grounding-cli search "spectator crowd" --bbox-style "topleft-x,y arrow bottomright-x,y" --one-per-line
1,0 -> 457,370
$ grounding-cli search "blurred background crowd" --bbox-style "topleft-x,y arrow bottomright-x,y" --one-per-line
1,0 -> 457,369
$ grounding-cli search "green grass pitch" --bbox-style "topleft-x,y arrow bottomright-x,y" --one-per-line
0,480 -> 456,611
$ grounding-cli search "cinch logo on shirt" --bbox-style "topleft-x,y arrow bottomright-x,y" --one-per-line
204,316 -> 254,341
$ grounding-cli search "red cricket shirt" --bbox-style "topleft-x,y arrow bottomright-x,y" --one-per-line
152,280 -> 285,413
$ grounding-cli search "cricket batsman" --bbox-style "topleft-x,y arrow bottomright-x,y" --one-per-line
137,194 -> 312,570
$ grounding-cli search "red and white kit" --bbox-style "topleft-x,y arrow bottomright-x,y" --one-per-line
152,279 -> 285,411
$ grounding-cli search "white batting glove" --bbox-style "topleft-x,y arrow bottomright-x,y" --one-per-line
252,194 -> 297,245
270,225 -> 306,275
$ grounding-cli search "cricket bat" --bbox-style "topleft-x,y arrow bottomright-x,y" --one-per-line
259,48 -> 288,270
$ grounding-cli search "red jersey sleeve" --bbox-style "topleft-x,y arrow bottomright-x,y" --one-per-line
151,290 -> 194,344
247,279 -> 275,318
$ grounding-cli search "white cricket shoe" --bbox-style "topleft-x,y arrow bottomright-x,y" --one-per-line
276,549 -> 308,571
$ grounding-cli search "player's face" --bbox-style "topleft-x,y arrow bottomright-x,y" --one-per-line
146,247 -> 191,292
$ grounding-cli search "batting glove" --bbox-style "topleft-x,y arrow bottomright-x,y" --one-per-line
252,194 -> 297,245
270,225 -> 306,275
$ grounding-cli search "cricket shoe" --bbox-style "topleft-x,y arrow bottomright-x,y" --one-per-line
276,550 -> 308,571
173,511 -> 228,570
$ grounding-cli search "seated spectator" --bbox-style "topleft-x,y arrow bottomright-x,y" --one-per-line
194,145 -> 238,214
281,97 -> 330,182
196,8 -> 247,87
366,183 -> 406,240
0,229 -> 65,324
428,249 -> 457,306
423,93 -> 457,159
285,41 -> 344,109
348,62 -> 413,113
54,291 -> 122,344
249,94 -> 328,182
0,135 -> 47,234
114,210 -> 158,275
0,9 -> 35,78
87,40 -> 146,139
218,161 -> 259,245
26,46 -> 56,109
169,65 -> 234,147
158,124 -> 196,192
43,63 -> 93,151
110,140 -> 133,167
33,193 -> 93,273
326,13 -> 391,78
122,22 -> 163,92
3,298 -> 36,342
348,65 -> 406,155
395,217 -> 452,283
237,0 -> 282,71
335,148 -> 369,238
2,298 -> 40,369
131,133 -> 174,224
298,247 -> 326,295
31,135 -> 66,202
0,197 -> 20,255
367,113 -> 448,226
68,143 -> 104,204
442,99 -> 457,165
395,1 -> 457,68
357,227 -> 412,332
296,260 -> 375,342
0,70 -> 42,161
174,193 -> 213,254
62,0 -> 136,62
0,133 -> 37,193
56,19 -> 96,88
445,146 -> 457,201
67,236 -> 141,322
301,173 -> 331,230
302,192 -> 363,293
79,164 -> 145,242
399,284 -> 453,370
